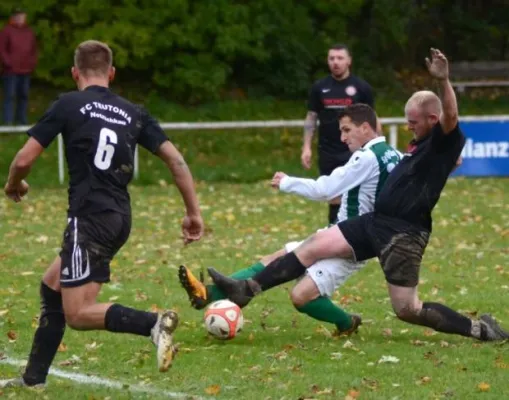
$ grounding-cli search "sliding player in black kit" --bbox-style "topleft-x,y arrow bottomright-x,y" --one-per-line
1,40 -> 204,389
208,48 -> 509,343
302,44 -> 378,224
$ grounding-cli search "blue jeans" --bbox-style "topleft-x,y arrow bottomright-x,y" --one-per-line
2,74 -> 31,125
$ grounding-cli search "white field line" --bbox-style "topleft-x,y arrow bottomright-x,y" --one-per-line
0,357 -> 206,399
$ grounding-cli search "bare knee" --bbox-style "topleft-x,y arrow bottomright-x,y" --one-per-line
290,289 -> 308,308
290,281 -> 320,308
392,300 -> 423,323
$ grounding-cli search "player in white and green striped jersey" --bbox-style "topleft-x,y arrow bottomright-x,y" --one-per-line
179,104 -> 401,335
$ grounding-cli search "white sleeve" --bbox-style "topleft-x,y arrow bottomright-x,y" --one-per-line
279,151 -> 377,202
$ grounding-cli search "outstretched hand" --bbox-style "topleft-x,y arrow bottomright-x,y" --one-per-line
271,172 -> 288,189
425,48 -> 449,80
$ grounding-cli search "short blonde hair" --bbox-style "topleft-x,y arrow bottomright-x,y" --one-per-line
405,90 -> 442,116
74,40 -> 113,77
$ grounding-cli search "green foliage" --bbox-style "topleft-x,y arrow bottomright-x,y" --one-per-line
2,1 -> 508,103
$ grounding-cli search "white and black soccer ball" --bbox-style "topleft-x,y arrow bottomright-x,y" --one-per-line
204,300 -> 244,340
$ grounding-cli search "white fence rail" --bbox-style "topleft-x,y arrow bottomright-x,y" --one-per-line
2,115 -> 509,184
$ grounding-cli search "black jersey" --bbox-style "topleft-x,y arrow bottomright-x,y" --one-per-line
375,123 -> 465,231
308,75 -> 375,156
27,85 -> 168,217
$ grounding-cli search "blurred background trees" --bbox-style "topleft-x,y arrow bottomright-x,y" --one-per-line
1,0 -> 508,103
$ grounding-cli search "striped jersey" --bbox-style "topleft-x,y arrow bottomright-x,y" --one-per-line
279,137 -> 401,222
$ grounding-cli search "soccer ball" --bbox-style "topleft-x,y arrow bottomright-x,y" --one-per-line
204,300 -> 244,340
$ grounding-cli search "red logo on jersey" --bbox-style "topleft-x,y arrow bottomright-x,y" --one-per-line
323,98 -> 353,106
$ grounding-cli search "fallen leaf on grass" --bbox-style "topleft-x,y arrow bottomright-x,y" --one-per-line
345,389 -> 361,400
7,330 -> 17,342
205,384 -> 221,395
378,355 -> 399,364
58,343 -> 68,352
362,378 -> 379,390
495,356 -> 509,369
382,328 -> 392,337
416,376 -> 432,385
330,352 -> 343,360
59,355 -> 81,367
0,309 -> 9,317
477,382 -> 490,392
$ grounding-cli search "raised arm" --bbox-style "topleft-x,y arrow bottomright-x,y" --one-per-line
425,48 -> 458,134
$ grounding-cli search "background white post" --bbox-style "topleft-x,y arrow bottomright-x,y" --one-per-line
134,145 -> 139,180
58,134 -> 64,184
389,124 -> 398,149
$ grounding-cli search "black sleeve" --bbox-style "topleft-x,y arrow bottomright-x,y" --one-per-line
307,82 -> 322,113
431,122 -> 466,153
27,98 -> 66,148
137,108 -> 169,154
359,81 -> 375,109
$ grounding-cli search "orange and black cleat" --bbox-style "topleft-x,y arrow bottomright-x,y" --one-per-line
178,265 -> 210,310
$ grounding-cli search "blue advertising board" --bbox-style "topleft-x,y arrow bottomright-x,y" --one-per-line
452,120 -> 509,176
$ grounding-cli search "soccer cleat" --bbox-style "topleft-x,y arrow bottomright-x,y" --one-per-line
150,310 -> 179,372
479,314 -> 509,341
334,314 -> 363,337
178,265 -> 210,310
0,377 -> 45,390
207,267 -> 256,308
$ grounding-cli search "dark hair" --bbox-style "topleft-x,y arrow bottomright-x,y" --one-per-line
339,103 -> 377,131
74,40 -> 113,77
329,43 -> 350,56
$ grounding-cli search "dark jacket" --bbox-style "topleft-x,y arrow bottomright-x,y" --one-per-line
0,22 -> 38,75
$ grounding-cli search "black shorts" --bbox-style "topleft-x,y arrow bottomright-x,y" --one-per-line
338,213 -> 430,287
318,151 -> 351,175
59,211 -> 131,288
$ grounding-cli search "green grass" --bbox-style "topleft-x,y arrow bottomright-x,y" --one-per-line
1,179 -> 509,399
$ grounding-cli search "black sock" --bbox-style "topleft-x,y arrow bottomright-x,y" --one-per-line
252,252 -> 306,291
328,204 -> 340,224
104,304 -> 158,337
22,283 -> 66,386
417,302 -> 472,337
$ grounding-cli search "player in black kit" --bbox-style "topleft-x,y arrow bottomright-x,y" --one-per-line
1,40 -> 204,388
302,44 -> 378,224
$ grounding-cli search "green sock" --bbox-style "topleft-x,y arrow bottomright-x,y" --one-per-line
297,296 -> 352,331
207,262 -> 265,302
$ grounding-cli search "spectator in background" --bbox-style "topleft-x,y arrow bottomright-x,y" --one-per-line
302,44 -> 378,225
0,8 -> 38,125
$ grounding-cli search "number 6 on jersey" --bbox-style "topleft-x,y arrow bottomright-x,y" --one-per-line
94,128 -> 117,170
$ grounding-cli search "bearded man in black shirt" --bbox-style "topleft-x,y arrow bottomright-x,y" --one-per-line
208,48 -> 509,342
302,44 -> 379,224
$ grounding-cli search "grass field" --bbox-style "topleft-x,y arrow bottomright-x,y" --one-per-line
1,178 -> 508,399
